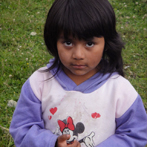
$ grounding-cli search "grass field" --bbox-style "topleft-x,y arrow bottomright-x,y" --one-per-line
0,0 -> 147,146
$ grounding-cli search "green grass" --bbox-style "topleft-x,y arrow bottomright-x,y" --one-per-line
0,0 -> 147,146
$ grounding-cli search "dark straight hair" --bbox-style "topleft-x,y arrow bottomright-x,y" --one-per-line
44,0 -> 125,76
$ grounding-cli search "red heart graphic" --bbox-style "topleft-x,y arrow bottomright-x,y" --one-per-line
50,107 -> 57,115
48,116 -> 52,120
91,112 -> 101,119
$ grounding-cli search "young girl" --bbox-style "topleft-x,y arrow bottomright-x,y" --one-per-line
10,0 -> 147,147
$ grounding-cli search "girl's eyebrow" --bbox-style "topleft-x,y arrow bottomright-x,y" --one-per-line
85,37 -> 94,40
84,37 -> 95,42
85,36 -> 103,41
58,36 -> 98,41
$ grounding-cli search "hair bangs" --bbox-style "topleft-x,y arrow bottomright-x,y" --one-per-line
57,0 -> 104,40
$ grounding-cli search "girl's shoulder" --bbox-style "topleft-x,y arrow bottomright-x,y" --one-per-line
107,74 -> 138,96
30,66 -> 52,80
29,66 -> 54,100
108,74 -> 136,90
106,74 -> 139,118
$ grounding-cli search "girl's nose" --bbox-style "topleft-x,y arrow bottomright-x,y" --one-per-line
72,45 -> 84,60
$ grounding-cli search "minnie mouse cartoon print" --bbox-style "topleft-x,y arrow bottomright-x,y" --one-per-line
57,116 -> 95,147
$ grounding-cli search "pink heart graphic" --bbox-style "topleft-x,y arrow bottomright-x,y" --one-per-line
50,107 -> 57,115
91,112 -> 101,119
48,116 -> 52,120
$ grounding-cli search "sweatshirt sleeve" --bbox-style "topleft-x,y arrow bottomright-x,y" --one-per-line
97,95 -> 147,147
9,79 -> 58,147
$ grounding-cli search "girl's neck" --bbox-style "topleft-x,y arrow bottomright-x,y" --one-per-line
63,67 -> 100,85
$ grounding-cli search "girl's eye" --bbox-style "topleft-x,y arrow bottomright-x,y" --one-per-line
64,41 -> 72,47
86,42 -> 94,47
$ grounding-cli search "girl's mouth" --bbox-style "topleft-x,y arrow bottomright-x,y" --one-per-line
71,64 -> 86,69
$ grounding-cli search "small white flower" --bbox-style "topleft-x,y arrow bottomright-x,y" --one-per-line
124,66 -> 130,69
126,16 -> 130,19
30,32 -> 37,36
26,58 -> 28,61
121,26 -> 124,29
143,14 -> 147,19
125,5 -> 127,7
132,36 -> 135,39
9,74 -> 12,78
133,15 -> 136,18
7,100 -> 17,107
136,2 -> 138,4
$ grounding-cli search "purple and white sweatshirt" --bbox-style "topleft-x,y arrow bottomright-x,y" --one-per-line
10,63 -> 147,147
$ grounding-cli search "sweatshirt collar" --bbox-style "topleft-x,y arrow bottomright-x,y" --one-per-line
47,59 -> 118,93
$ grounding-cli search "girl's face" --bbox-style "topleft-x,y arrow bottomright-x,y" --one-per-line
57,34 -> 105,85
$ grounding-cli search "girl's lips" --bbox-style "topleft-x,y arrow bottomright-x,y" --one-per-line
71,64 -> 86,69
